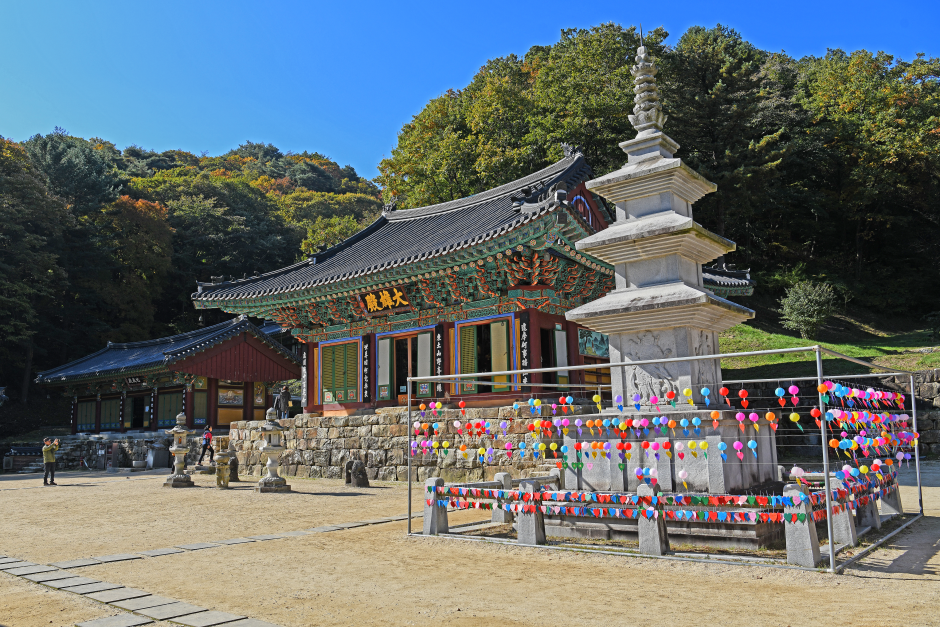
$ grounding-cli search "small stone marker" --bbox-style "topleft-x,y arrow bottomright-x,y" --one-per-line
831,489 -> 858,548
516,480 -> 546,546
637,483 -> 670,555
344,460 -> 370,487
75,615 -> 154,627
783,483 -> 821,568
215,449 -> 232,489
423,477 -> 448,535
856,495 -> 882,531
881,482 -> 904,516
491,473 -> 514,524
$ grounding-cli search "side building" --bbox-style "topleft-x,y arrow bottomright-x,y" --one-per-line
35,317 -> 301,434
190,150 -> 752,413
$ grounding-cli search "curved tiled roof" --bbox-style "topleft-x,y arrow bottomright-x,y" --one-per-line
702,265 -> 755,296
192,153 -> 593,302
35,317 -> 299,385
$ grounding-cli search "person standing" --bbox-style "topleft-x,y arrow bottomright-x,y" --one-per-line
42,438 -> 59,486
197,426 -> 214,464
277,385 -> 291,420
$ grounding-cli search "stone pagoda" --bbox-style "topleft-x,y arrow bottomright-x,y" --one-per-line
565,43 -> 754,407
563,43 -> 772,496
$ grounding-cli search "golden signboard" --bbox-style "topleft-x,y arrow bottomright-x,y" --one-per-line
360,287 -> 409,314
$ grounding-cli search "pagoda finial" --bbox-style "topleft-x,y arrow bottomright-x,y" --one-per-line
628,36 -> 667,135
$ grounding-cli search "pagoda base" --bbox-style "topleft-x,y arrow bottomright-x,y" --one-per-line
256,477 -> 291,493
163,473 -> 194,488
542,512 -> 783,549
562,410 -> 779,493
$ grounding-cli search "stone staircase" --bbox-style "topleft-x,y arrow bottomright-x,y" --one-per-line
17,461 -> 45,474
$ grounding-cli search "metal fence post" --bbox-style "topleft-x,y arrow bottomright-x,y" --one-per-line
816,347 -> 837,573
909,374 -> 924,515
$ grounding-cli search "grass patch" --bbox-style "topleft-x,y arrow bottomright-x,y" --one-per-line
718,299 -> 938,379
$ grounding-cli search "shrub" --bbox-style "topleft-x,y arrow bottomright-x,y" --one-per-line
778,281 -> 837,340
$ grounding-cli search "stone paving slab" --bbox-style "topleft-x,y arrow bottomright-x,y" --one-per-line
136,602 -> 207,620
23,570 -> 75,582
94,554 -> 142,564
52,558 -> 103,569
224,619 -> 283,627
5,564 -> 58,575
0,561 -> 35,570
305,526 -> 341,533
172,610 -> 248,626
277,531 -> 309,537
46,576 -> 101,589
246,534 -> 283,541
86,588 -> 151,603
137,547 -> 184,557
0,556 -> 22,564
111,595 -> 177,611
176,543 -> 220,551
212,538 -> 255,545
75,615 -> 154,627
66,582 -> 124,594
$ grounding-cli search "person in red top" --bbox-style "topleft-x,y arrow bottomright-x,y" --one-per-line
197,426 -> 214,464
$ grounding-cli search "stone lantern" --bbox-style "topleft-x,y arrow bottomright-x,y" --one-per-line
215,448 -> 231,489
256,407 -> 290,493
164,412 -> 194,488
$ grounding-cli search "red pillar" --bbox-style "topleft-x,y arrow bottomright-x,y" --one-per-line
304,342 -> 317,413
185,386 -> 195,429
566,321 -> 582,390
242,381 -> 253,423
208,378 -> 218,429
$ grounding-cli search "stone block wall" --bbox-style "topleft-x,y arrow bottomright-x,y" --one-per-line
229,405 -> 596,483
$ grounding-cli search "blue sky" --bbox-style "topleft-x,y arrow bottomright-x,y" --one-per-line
2,0 -> 936,178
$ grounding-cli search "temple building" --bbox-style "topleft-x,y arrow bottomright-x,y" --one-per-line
35,318 -> 301,433
190,149 -> 753,415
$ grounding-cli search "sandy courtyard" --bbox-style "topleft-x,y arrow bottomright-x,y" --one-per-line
1,463 -> 938,627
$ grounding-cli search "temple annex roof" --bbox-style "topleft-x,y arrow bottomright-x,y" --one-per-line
35,317 -> 298,385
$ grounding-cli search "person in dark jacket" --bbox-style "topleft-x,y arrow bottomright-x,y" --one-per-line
277,386 -> 291,420
197,426 -> 214,464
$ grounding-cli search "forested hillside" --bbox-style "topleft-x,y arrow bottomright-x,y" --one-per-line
378,24 -> 940,314
1,22 -> 938,407
0,136 -> 381,402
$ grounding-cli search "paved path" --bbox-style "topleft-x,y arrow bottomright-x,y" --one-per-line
1,512 -> 419,626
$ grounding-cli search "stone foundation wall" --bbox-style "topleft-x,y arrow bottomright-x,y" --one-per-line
229,405 -> 596,483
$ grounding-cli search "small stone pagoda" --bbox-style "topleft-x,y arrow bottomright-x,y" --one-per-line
563,43 -> 772,498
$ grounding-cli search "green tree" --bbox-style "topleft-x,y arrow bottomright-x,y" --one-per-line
0,138 -> 69,402
301,215 -> 364,255
779,281 -> 837,339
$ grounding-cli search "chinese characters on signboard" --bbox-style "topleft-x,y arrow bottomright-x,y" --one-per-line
434,325 -> 444,394
360,287 -> 409,314
518,312 -> 530,390
361,336 -> 371,403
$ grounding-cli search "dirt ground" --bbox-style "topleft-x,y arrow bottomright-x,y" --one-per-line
1,463 -> 938,627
